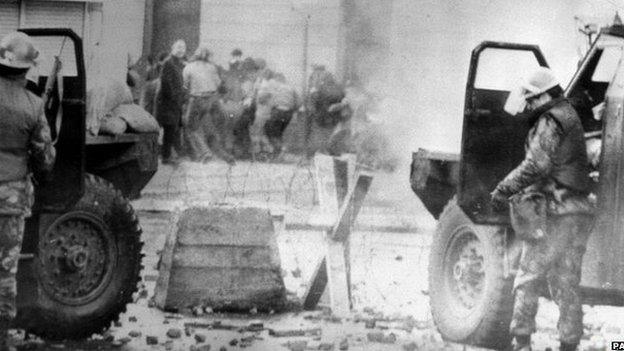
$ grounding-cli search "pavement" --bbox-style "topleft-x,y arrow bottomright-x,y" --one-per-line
14,158 -> 624,350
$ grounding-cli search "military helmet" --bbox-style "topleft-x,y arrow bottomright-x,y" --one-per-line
0,31 -> 39,70
521,67 -> 559,99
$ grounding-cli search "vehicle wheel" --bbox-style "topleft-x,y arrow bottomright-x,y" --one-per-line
428,198 -> 514,350
25,174 -> 143,340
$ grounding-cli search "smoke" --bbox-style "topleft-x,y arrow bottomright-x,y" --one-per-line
346,0 -> 615,166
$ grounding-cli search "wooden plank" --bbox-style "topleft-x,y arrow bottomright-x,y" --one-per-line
330,173 -> 374,241
333,154 -> 357,207
333,153 -> 356,311
303,155 -> 373,314
313,153 -> 340,220
302,258 -> 327,310
302,155 -> 347,312
325,172 -> 372,315
325,238 -> 350,317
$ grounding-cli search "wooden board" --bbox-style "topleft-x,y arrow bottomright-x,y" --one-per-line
303,154 -> 372,314
313,154 -> 340,222
331,172 -> 373,241
325,238 -> 351,316
302,258 -> 327,310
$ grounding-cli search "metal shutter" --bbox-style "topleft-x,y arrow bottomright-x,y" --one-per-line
22,1 -> 84,37
0,1 -> 19,40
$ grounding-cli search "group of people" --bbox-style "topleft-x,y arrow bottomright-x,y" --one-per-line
141,40 -> 309,165
140,38 -> 366,166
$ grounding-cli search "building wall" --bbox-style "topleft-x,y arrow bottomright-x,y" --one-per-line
91,0 -> 146,84
0,0 -> 146,86
150,0 -> 201,60
199,0 -> 341,93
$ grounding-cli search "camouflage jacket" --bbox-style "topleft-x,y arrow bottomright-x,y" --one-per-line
495,99 -> 593,215
0,75 -> 55,182
0,178 -> 34,217
0,75 -> 55,216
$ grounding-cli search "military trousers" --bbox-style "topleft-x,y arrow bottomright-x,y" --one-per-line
0,178 -> 33,322
0,215 -> 24,320
510,213 -> 593,345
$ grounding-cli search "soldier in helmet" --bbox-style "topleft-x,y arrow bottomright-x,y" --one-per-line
491,67 -> 594,351
0,31 -> 56,349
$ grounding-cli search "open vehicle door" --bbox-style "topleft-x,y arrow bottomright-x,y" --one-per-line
19,28 -> 86,212
459,42 -> 549,224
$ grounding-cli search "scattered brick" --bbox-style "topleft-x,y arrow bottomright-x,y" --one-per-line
195,333 -> 207,343
167,328 -> 182,339
146,336 -> 158,345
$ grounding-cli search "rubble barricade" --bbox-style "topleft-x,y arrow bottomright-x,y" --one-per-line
154,205 -> 287,312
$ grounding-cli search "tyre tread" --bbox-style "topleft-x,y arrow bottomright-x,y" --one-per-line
429,198 -> 513,350
25,174 -> 144,340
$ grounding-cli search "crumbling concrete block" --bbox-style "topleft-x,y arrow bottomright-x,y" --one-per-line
154,206 -> 287,312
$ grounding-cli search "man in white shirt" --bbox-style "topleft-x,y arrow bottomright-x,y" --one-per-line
182,47 -> 234,164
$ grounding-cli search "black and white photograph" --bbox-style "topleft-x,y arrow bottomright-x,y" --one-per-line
0,0 -> 623,350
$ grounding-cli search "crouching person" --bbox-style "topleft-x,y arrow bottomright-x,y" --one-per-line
0,32 -> 56,350
264,73 -> 300,159
491,67 -> 594,351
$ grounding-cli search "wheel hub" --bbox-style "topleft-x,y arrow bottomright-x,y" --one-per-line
66,245 -> 89,271
39,211 -> 116,305
446,229 -> 485,309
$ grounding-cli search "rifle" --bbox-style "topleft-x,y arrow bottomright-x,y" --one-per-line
42,55 -> 62,109
42,55 -> 63,144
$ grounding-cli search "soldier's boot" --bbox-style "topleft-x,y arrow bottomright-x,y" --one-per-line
559,342 -> 578,351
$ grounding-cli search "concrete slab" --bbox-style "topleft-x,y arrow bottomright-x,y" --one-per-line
154,206 -> 286,312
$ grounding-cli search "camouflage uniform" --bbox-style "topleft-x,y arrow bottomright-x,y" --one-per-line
494,98 -> 593,345
0,179 -> 34,321
0,74 -> 55,322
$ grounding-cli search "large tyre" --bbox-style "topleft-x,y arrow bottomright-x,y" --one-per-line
25,174 -> 143,340
428,198 -> 514,350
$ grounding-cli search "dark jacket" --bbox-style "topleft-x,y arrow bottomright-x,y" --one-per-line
155,56 -> 185,126
310,83 -> 344,127
496,98 -> 591,197
141,78 -> 159,117
0,75 -> 55,184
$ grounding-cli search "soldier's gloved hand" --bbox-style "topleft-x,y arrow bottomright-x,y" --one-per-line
490,189 -> 509,212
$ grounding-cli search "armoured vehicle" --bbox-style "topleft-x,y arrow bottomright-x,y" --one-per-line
12,29 -> 158,339
411,25 -> 624,349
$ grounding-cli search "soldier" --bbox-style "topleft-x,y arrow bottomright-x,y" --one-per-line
491,67 -> 593,351
0,32 -> 56,349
